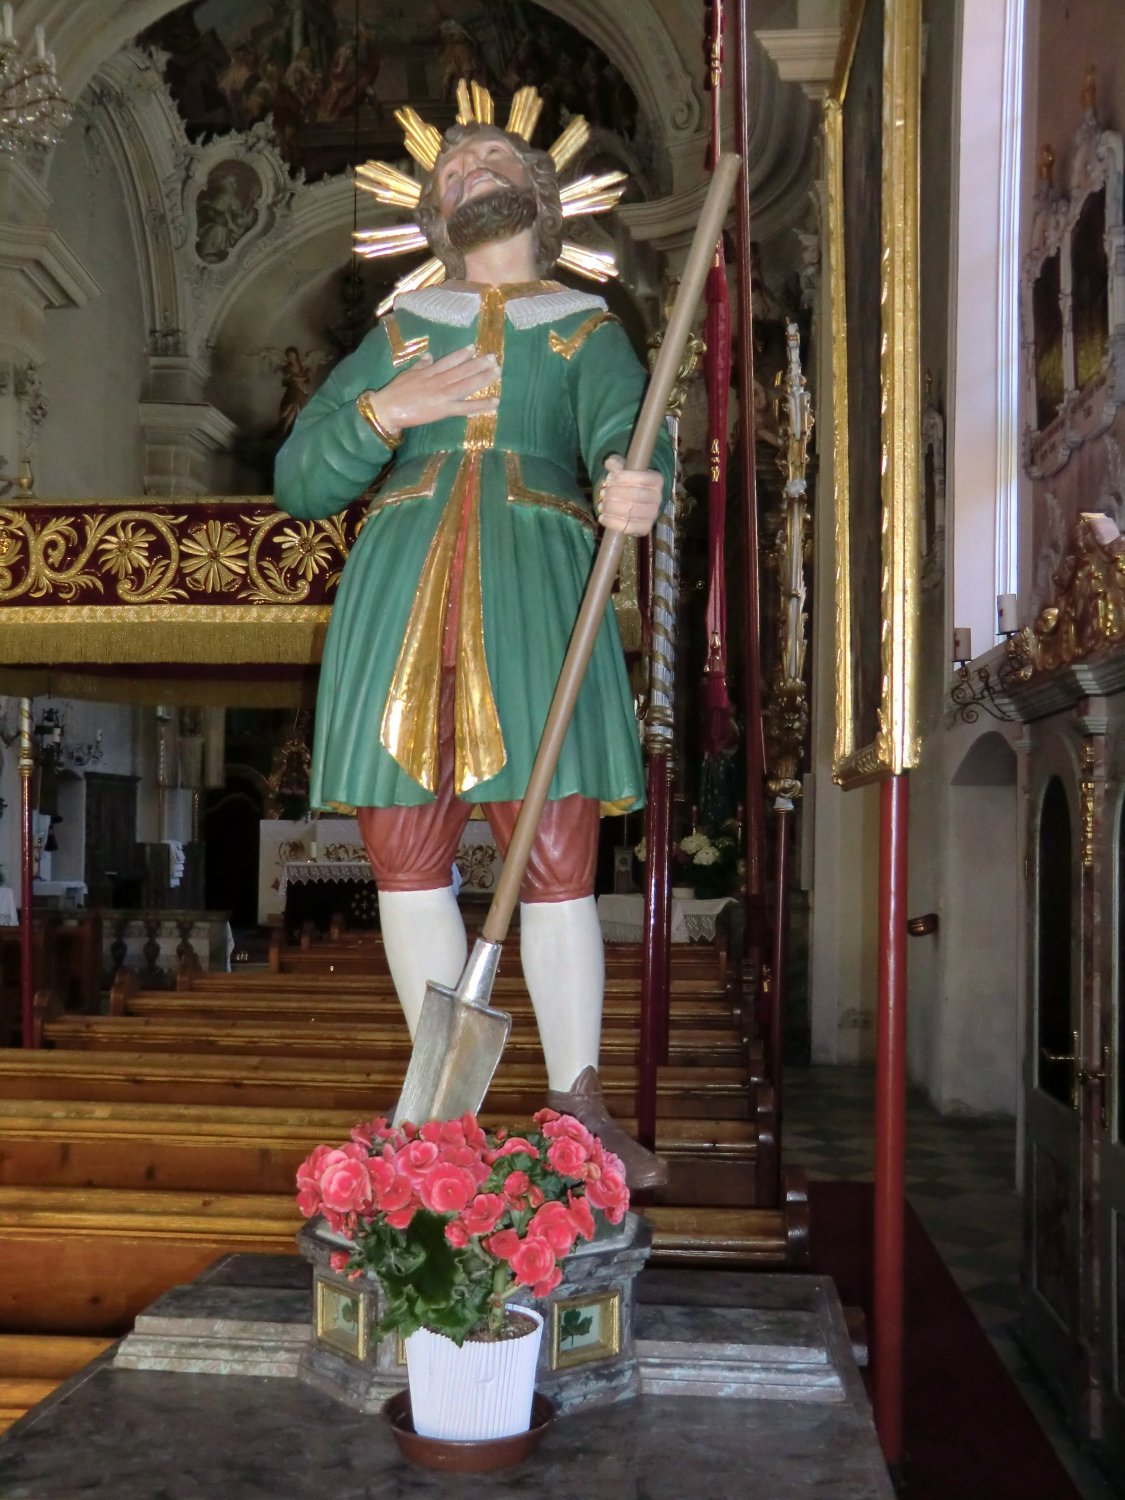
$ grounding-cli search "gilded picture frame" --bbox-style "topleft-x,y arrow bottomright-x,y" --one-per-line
826,0 -> 922,786
548,1289 -> 621,1371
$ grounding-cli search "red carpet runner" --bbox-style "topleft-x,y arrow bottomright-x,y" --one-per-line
809,1181 -> 1085,1500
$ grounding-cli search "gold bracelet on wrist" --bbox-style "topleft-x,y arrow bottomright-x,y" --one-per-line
357,390 -> 403,450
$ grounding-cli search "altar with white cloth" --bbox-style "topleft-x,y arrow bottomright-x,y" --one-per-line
596,893 -> 738,945
258,817 -> 503,924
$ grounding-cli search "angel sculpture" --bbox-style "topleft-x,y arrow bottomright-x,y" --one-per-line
247,345 -> 332,437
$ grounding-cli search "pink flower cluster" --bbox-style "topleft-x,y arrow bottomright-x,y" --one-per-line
295,1107 -> 629,1301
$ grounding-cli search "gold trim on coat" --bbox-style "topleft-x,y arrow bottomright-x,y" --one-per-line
454,462 -> 506,791
464,286 -> 506,451
379,454 -> 506,794
504,452 -> 596,532
365,455 -> 445,517
383,314 -> 430,367
548,312 -> 616,360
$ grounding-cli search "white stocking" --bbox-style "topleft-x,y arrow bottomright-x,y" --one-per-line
377,886 -> 467,1040
519,896 -> 604,1091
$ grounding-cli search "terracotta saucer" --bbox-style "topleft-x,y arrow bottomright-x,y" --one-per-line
382,1391 -> 555,1473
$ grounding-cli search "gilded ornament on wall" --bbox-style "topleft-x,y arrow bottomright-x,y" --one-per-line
1031,511 -> 1125,672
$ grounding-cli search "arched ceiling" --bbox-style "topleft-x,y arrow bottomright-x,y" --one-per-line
23,0 -> 815,239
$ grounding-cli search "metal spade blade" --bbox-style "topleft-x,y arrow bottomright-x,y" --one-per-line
391,938 -> 510,1125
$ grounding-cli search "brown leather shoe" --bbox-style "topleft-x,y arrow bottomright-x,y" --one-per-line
545,1066 -> 670,1192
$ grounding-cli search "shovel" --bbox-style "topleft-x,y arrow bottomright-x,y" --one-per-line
392,152 -> 743,1126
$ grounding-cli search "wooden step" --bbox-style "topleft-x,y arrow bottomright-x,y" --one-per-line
0,1378 -> 59,1432
0,1052 -> 753,1118
186,969 -> 729,1000
0,1187 -> 799,1335
48,1015 -> 745,1069
0,1333 -> 113,1433
0,1333 -> 113,1379
0,1100 -> 760,1194
127,991 -> 740,1030
269,934 -> 726,974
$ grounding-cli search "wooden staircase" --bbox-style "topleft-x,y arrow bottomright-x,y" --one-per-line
0,931 -> 805,1426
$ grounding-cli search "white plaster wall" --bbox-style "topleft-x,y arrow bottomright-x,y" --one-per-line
939,777 -> 1020,1113
908,727 -> 1021,1115
948,0 -> 1008,654
39,103 -> 147,499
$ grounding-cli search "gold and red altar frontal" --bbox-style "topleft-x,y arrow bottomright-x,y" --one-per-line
0,497 -> 365,704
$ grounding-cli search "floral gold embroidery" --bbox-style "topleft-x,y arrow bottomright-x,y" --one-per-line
180,520 -> 250,593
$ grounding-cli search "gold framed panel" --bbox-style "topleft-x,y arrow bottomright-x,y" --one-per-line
315,1273 -> 369,1362
827,0 -> 922,787
548,1289 -> 621,1371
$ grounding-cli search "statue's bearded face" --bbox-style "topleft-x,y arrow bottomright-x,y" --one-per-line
417,123 -> 564,280
435,132 -> 538,257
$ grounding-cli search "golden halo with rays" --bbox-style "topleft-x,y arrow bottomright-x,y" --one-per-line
354,79 -> 627,316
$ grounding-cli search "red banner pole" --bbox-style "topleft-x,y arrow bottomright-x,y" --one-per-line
873,772 -> 909,1466
18,698 -> 35,1049
732,0 -> 768,963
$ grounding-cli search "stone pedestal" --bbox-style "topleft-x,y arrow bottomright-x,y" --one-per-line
297,1210 -> 652,1415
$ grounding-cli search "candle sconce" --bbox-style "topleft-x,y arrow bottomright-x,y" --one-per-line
947,633 -> 1033,726
0,456 -> 32,497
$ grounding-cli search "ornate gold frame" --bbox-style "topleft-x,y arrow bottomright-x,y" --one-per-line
826,0 -> 922,786
548,1288 -> 621,1371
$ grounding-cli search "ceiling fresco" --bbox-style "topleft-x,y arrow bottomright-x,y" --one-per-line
140,0 -> 642,182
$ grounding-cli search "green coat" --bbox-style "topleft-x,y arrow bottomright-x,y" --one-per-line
274,280 -> 674,814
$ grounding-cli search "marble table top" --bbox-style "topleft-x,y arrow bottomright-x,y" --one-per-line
0,1362 -> 893,1500
0,1261 -> 894,1500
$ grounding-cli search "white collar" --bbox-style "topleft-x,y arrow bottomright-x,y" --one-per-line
394,284 -> 607,329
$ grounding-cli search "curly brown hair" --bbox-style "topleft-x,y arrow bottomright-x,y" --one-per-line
416,123 -> 564,280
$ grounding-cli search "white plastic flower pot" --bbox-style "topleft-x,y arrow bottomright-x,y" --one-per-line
404,1305 -> 544,1442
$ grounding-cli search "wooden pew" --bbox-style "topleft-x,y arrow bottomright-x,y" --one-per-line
0,1051 -> 756,1119
0,1335 -> 113,1433
43,1014 -> 749,1071
0,1099 -> 761,1196
0,1184 -> 805,1335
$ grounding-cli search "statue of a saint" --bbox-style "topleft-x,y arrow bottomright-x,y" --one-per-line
275,110 -> 673,1187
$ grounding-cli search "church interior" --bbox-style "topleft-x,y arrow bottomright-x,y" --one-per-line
0,0 -> 1122,1494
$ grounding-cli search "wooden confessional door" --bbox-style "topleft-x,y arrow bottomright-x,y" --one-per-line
1097,764 -> 1125,1467
1023,765 -> 1089,1426
83,771 -> 141,907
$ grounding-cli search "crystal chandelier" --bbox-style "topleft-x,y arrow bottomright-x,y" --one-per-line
0,4 -> 72,153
